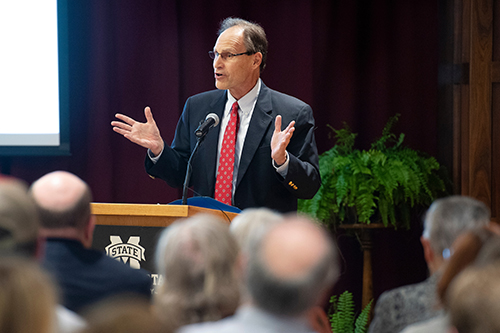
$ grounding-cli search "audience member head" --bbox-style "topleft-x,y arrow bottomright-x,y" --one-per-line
0,178 -> 40,257
229,207 -> 284,255
30,171 -> 94,248
0,256 -> 58,333
246,215 -> 339,317
154,214 -> 240,331
447,260 -> 500,333
420,195 -> 490,274
81,295 -> 167,333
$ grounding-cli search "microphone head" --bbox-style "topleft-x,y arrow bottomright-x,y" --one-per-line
206,113 -> 220,127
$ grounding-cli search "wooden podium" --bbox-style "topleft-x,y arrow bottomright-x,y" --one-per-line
89,203 -> 239,277
90,203 -> 239,227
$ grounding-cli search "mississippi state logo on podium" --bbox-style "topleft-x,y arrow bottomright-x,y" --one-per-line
105,235 -> 146,269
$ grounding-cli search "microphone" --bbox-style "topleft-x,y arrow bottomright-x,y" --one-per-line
195,113 -> 220,138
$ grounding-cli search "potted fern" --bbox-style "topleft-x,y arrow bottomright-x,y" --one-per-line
299,114 -> 449,229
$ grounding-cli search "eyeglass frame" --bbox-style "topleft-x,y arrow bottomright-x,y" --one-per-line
208,50 -> 255,61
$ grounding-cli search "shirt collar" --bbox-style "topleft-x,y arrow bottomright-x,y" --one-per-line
227,78 -> 261,116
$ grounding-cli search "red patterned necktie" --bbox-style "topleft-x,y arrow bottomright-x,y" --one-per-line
215,101 -> 239,205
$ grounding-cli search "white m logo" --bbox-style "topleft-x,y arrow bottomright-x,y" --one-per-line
105,235 -> 146,269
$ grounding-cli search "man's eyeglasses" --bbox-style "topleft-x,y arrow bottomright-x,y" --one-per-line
209,51 -> 254,61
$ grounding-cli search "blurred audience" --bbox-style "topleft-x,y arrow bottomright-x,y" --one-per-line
6,172 -> 497,333
30,171 -> 152,314
153,214 -> 241,332
401,224 -> 500,333
179,214 -> 339,333
0,178 -> 86,333
369,196 -> 490,333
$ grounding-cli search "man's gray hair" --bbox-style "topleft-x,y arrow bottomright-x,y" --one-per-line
423,195 -> 490,256
154,214 -> 240,329
246,216 -> 338,316
218,17 -> 268,72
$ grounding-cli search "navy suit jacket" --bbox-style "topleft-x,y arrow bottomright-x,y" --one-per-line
42,238 -> 152,313
145,82 -> 320,213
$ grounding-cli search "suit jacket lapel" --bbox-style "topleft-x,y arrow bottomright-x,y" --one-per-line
236,84 -> 273,188
200,91 -> 227,195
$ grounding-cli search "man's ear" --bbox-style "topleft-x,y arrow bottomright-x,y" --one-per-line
421,236 -> 435,265
83,215 -> 96,248
253,52 -> 262,69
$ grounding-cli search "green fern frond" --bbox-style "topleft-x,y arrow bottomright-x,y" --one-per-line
371,114 -> 400,150
329,123 -> 357,155
330,291 -> 355,333
330,291 -> 372,333
354,300 -> 373,333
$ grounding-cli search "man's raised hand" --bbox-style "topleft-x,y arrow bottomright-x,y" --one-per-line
271,115 -> 295,166
111,106 -> 164,156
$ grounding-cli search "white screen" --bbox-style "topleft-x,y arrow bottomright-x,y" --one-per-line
0,0 -> 60,146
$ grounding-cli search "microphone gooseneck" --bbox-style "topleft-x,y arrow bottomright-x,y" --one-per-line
182,114 -> 220,205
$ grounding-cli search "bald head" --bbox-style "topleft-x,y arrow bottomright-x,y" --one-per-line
30,171 -> 92,230
31,171 -> 88,212
246,215 -> 338,316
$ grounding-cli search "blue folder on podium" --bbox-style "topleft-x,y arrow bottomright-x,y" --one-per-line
168,196 -> 242,214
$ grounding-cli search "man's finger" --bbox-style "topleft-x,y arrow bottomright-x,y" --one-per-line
110,121 -> 131,131
144,106 -> 155,124
285,120 -> 296,132
275,115 -> 282,132
112,126 -> 128,136
114,113 -> 137,126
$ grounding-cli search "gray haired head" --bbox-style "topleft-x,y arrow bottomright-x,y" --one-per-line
154,214 -> 240,327
423,195 -> 490,256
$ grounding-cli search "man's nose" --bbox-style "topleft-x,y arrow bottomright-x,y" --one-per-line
213,55 -> 223,68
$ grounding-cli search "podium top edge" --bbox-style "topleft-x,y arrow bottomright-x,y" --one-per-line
90,203 -> 238,220
91,203 -> 189,217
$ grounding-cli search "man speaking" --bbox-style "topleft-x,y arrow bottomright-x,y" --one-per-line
111,17 -> 320,212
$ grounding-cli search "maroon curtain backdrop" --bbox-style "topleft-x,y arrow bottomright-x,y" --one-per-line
2,0 -> 438,307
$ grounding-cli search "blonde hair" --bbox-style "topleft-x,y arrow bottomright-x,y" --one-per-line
0,257 -> 57,333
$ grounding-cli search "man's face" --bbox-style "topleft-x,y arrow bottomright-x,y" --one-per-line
213,26 -> 260,100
